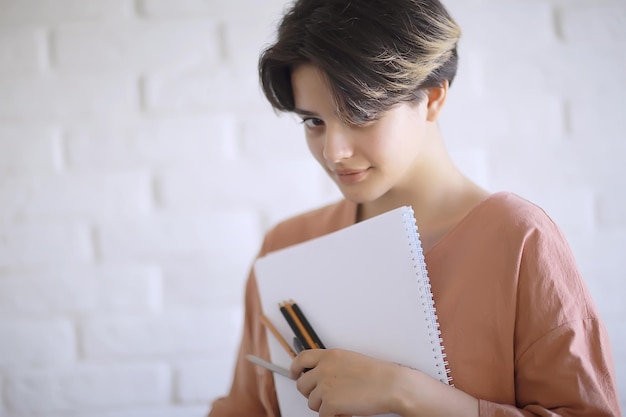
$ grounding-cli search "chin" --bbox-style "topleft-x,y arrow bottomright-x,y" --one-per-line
335,184 -> 386,205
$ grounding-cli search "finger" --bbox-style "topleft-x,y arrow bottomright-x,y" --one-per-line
319,406 -> 352,417
290,349 -> 323,378
295,366 -> 318,398
307,385 -> 322,412
318,401 -> 335,417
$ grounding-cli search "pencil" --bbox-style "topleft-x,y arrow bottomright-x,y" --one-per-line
279,303 -> 312,350
246,354 -> 292,379
283,301 -> 317,350
290,301 -> 325,349
293,336 -> 304,354
260,314 -> 296,358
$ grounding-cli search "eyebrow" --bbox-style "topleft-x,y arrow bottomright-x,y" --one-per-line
293,108 -> 319,117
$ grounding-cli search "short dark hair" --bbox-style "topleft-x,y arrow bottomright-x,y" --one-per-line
259,0 -> 461,124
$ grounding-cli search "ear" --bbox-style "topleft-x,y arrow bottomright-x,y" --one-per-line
425,81 -> 449,122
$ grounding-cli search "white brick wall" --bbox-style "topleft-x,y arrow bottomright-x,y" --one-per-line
0,0 -> 624,416
0,320 -> 76,368
4,364 -> 170,412
0,28 -> 47,74
0,0 -> 134,24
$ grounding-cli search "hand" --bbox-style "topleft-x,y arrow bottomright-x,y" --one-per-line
290,349 -> 479,417
290,348 -> 407,417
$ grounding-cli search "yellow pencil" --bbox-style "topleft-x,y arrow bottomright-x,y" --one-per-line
283,301 -> 317,350
260,314 -> 297,358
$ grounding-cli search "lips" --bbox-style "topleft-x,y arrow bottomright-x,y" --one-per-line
331,168 -> 370,184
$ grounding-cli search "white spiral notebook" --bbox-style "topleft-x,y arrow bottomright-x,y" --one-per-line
254,206 -> 451,417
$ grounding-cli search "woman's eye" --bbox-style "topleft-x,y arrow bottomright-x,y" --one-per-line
301,118 -> 324,128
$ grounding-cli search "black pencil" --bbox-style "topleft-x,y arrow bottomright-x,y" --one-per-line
290,301 -> 326,349
279,303 -> 312,350
283,302 -> 317,349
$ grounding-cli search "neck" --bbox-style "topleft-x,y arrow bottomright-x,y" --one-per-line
357,126 -> 488,249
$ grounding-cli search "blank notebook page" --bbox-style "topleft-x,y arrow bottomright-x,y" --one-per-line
254,206 -> 449,417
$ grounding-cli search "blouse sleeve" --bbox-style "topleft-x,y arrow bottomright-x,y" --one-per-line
479,218 -> 622,416
208,236 -> 280,417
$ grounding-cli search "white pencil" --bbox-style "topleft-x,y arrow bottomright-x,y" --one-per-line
246,354 -> 293,379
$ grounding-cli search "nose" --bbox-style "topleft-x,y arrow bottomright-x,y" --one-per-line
322,124 -> 353,163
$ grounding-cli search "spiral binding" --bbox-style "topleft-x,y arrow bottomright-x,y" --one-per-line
402,207 -> 454,386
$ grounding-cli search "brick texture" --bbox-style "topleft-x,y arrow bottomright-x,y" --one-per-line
0,0 -> 134,24
53,21 -> 221,73
0,28 -> 47,75
0,320 -> 76,368
4,364 -> 170,412
0,0 -> 624,414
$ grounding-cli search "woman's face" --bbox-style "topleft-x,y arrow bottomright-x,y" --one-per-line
291,64 -> 432,205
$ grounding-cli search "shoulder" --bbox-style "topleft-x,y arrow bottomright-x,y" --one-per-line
476,191 -> 557,234
260,199 -> 357,255
489,193 -> 599,321
474,192 -> 575,271
460,191 -> 571,253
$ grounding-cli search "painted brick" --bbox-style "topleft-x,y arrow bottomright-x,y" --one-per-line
53,21 -> 220,73
491,92 -> 565,141
157,158 -> 342,229
448,3 -> 558,51
0,0 -> 133,24
161,260 -> 248,310
239,111 -> 310,159
97,210 -> 262,266
597,191 -> 626,230
0,127 -> 62,176
34,405 -> 209,417
0,320 -> 75,368
81,309 -> 241,357
142,66 -> 266,114
441,92 -> 565,146
569,92 -> 626,142
138,0 -> 286,18
4,363 -> 170,412
0,75 -> 138,122
157,159 -> 326,213
485,141 -> 585,190
0,172 -> 154,221
175,358 -> 237,402
518,140 -> 625,196
0,223 -> 93,267
0,0 -> 625,412
439,95 -> 508,145
559,3 -> 626,43
478,43 -> 626,99
64,114 -> 237,171
0,266 -> 161,315
222,15 -> 278,71
0,28 -> 47,75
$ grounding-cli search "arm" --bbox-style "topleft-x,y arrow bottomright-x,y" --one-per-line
288,217 -> 622,416
289,318 -> 620,417
478,318 -> 620,416
290,348 -> 478,417
471,219 -> 621,416
483,221 -> 622,417
208,272 -> 279,417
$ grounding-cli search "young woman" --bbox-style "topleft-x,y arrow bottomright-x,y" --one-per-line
209,0 -> 622,416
